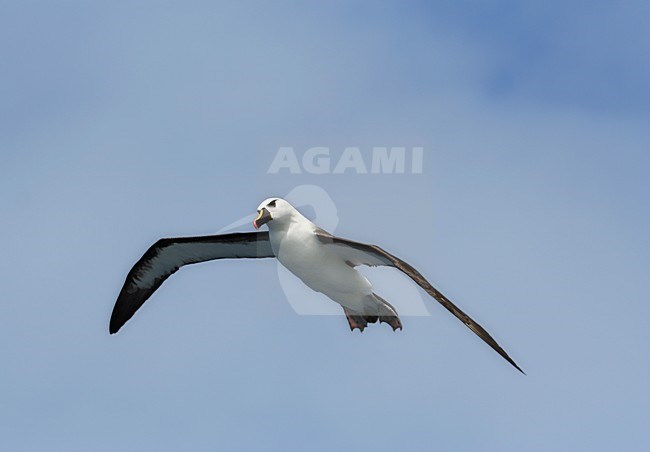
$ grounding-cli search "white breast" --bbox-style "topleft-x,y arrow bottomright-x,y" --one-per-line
269,220 -> 373,311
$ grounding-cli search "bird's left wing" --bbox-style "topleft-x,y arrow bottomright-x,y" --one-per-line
110,232 -> 274,334
315,231 -> 524,374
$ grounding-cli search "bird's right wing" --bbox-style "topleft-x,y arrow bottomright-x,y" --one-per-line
110,232 -> 274,334
315,231 -> 524,374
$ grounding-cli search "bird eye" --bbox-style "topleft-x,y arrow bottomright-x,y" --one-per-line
268,200 -> 277,208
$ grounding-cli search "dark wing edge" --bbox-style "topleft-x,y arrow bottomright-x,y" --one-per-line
315,232 -> 525,374
110,232 -> 274,334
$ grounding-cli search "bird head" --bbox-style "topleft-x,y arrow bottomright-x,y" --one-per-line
253,198 -> 295,229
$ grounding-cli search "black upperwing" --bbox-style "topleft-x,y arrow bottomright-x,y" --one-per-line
315,232 -> 524,374
110,232 -> 275,334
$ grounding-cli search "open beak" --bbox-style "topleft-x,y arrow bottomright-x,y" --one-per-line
253,208 -> 273,229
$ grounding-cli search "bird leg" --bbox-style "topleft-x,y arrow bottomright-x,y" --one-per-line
373,293 -> 403,331
378,315 -> 403,331
343,307 -> 368,332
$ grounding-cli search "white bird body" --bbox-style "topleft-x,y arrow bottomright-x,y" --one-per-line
266,205 -> 374,314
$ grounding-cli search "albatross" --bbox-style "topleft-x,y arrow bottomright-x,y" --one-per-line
110,198 -> 524,373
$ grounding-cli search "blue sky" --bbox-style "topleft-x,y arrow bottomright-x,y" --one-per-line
1,1 -> 649,451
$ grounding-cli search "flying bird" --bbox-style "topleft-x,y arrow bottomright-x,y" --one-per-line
110,198 -> 524,373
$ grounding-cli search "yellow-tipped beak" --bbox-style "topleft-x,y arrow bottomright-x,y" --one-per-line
253,208 -> 272,229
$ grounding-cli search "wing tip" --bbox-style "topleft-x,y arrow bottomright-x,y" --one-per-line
109,311 -> 125,335
506,357 -> 525,375
109,321 -> 121,335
